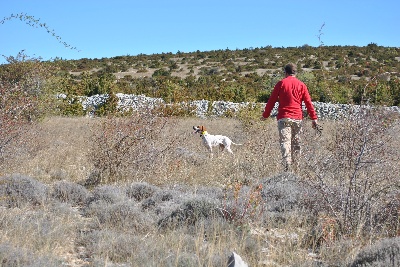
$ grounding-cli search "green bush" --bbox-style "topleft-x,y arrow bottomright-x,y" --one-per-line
56,95 -> 86,116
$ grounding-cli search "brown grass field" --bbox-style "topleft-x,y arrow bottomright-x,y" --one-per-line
0,110 -> 399,266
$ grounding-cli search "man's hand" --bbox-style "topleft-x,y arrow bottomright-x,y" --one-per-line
312,120 -> 318,129
312,120 -> 323,136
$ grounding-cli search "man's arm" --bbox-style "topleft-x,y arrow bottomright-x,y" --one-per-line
302,86 -> 317,120
261,83 -> 280,120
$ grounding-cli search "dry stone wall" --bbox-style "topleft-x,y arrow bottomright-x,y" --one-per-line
78,93 -> 400,119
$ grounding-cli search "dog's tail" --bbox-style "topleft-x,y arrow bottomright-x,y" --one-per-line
231,142 -> 243,146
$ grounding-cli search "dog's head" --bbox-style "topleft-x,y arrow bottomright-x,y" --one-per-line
193,125 -> 206,135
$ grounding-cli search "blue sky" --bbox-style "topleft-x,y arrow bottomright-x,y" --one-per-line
1,0 -> 399,63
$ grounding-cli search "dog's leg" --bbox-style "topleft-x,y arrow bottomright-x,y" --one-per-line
225,146 -> 234,154
222,138 -> 235,155
219,144 -> 225,152
207,145 -> 213,158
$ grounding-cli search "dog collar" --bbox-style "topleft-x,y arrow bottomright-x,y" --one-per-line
200,131 -> 208,136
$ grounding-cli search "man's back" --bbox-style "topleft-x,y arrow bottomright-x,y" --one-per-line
262,75 -> 317,120
275,75 -> 309,120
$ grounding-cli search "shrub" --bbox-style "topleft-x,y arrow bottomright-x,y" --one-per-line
126,182 -> 159,201
84,201 -> 153,231
301,107 -> 400,238
195,186 -> 225,201
87,113 -> 169,184
141,198 -> 156,210
372,191 -> 400,236
158,197 -> 221,229
152,68 -> 171,77
94,92 -> 119,116
86,184 -> 126,205
55,94 -> 86,116
222,179 -> 265,226
153,189 -> 174,202
261,173 -> 313,213
51,180 -> 90,205
350,237 -> 400,267
0,174 -> 48,208
0,53 -> 51,163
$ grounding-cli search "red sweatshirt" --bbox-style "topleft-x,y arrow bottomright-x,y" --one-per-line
262,75 -> 317,120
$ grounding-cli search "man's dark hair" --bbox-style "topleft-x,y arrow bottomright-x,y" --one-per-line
284,63 -> 297,75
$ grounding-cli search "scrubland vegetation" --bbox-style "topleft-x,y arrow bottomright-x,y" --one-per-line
0,45 -> 399,266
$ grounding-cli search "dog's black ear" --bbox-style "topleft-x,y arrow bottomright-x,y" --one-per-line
193,126 -> 196,130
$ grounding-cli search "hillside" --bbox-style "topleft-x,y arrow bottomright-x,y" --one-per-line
43,44 -> 400,107
60,44 -> 399,80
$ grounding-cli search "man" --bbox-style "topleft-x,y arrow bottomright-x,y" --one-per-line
261,63 -> 318,171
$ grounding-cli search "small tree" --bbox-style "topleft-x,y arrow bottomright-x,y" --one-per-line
86,112 -> 169,184
0,52 -> 56,162
0,13 -> 78,163
301,107 -> 399,238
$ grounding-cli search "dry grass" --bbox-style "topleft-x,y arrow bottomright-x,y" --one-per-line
2,116 -> 281,186
0,112 -> 399,266
1,117 -> 94,182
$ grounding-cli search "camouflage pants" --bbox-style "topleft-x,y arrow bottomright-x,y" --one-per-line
277,118 -> 302,171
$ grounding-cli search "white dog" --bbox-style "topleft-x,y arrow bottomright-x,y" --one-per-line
192,125 -> 242,156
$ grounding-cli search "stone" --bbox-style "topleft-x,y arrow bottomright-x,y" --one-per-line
227,252 -> 248,267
